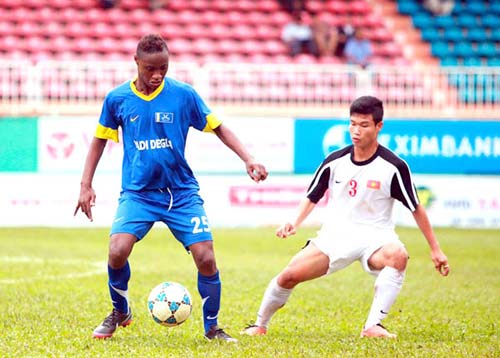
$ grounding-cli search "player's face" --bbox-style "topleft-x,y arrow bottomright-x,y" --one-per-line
135,50 -> 169,92
349,113 -> 382,148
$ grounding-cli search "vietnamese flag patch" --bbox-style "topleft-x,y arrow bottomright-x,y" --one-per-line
367,180 -> 381,190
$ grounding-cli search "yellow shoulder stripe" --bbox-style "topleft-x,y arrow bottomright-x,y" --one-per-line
203,113 -> 222,133
95,123 -> 119,142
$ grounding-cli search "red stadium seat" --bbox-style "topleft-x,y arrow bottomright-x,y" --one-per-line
58,7 -> 85,24
240,40 -> 264,55
151,10 -> 178,26
184,24 -> 207,39
72,38 -> 95,54
192,38 -> 216,55
167,38 -> 192,56
211,0 -> 236,12
306,0 -> 326,14
205,23 -> 231,40
262,40 -> 288,56
216,39 -> 242,56
161,24 -> 185,40
89,23 -> 114,39
325,1 -> 349,14
350,1 -> 371,15
199,10 -> 220,25
231,24 -> 259,40
256,0 -> 281,12
65,22 -> 92,39
254,25 -> 281,41
234,0 -> 255,12
293,53 -> 317,64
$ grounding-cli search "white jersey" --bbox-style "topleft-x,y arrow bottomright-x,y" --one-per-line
307,145 -> 419,230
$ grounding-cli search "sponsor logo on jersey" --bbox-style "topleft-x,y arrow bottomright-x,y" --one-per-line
134,138 -> 173,151
155,112 -> 174,123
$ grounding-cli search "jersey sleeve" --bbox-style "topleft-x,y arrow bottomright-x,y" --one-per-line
187,87 -> 221,133
95,94 -> 120,142
390,160 -> 419,211
306,161 -> 331,204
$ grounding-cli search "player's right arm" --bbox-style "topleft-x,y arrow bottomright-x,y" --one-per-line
276,198 -> 316,239
74,137 -> 107,221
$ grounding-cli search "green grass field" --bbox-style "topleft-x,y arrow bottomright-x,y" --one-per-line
0,226 -> 498,357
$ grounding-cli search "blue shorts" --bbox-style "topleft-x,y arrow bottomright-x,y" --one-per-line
110,188 -> 213,249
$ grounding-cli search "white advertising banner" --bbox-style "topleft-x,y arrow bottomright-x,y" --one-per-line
0,174 -> 499,229
185,116 -> 294,174
38,116 -> 294,175
38,116 -> 123,174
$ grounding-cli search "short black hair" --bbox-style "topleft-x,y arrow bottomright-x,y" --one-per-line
349,96 -> 384,124
136,34 -> 169,56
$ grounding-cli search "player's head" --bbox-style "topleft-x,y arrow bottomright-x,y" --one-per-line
349,96 -> 384,147
134,34 -> 169,91
349,96 -> 384,124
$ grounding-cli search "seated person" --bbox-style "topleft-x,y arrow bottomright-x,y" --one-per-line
311,15 -> 339,57
344,29 -> 373,68
281,11 -> 317,57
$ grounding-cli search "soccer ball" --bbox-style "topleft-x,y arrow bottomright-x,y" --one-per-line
147,282 -> 192,327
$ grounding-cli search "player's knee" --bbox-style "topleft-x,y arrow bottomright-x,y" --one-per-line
277,270 -> 301,289
390,245 -> 408,271
194,253 -> 217,275
108,240 -> 133,267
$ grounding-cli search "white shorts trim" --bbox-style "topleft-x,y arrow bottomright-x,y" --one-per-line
310,224 -> 404,276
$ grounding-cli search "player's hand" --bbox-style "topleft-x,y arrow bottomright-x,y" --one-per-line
431,248 -> 450,276
276,223 -> 296,239
74,185 -> 96,222
246,161 -> 268,183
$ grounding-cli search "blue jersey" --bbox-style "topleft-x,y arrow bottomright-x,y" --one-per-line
95,77 -> 221,192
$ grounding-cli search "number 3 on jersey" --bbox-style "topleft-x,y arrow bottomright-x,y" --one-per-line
191,216 -> 211,233
348,179 -> 358,197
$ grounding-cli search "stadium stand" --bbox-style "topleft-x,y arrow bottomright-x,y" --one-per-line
395,0 -> 499,104
0,0 -> 498,117
0,0 -> 405,64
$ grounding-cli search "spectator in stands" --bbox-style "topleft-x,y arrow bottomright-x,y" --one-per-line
281,11 -> 318,57
311,15 -> 339,58
280,0 -> 306,13
421,0 -> 455,16
344,28 -> 373,68
334,18 -> 355,59
149,0 -> 168,11
99,0 -> 119,9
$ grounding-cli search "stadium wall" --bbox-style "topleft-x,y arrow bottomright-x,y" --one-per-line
1,116 -> 499,228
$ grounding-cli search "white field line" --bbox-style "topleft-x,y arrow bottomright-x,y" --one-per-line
0,256 -> 106,285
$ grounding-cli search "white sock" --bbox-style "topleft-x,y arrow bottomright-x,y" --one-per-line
255,276 -> 293,328
364,266 -> 405,329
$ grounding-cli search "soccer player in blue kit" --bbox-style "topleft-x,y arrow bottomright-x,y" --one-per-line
74,34 -> 268,342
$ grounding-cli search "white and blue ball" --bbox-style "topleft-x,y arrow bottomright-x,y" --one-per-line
147,282 -> 192,327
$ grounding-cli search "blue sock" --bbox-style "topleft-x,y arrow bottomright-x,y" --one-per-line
197,271 -> 221,333
108,261 -> 131,314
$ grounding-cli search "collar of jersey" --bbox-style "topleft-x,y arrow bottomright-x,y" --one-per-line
130,78 -> 164,101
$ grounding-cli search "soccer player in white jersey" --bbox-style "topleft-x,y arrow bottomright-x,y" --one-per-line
75,34 -> 267,342
242,95 -> 450,338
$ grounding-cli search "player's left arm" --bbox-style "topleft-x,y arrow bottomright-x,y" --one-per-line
213,123 -> 268,182
412,204 -> 450,277
390,158 -> 449,277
